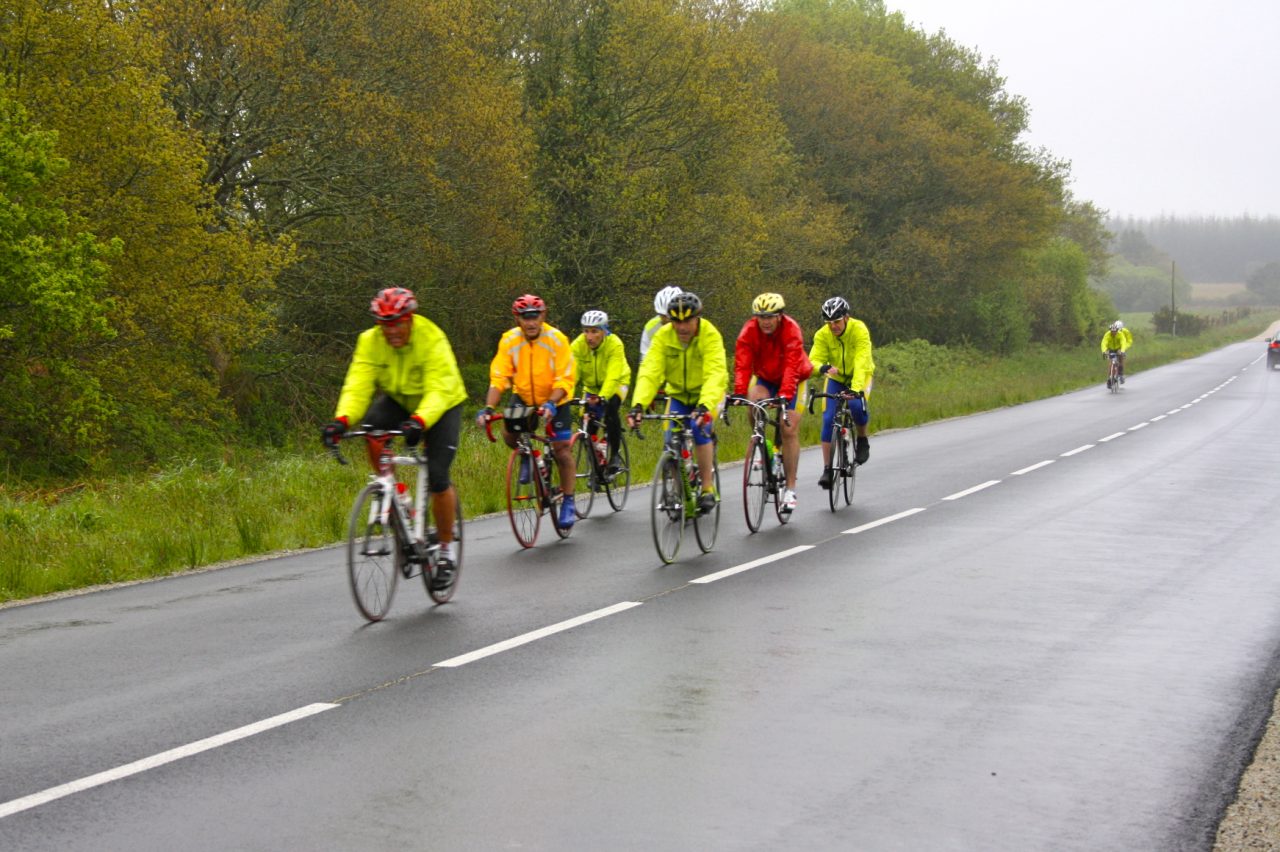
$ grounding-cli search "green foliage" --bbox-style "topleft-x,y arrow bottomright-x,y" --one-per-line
1096,257 -> 1191,312
1022,238 -> 1112,345
1246,261 -> 1280,302
1150,306 -> 1208,335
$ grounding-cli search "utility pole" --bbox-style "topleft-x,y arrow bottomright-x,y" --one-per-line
1171,261 -> 1177,336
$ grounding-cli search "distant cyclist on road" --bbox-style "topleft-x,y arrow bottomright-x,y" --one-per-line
322,286 -> 466,589
477,294 -> 579,529
1101,320 -> 1133,384
732,292 -> 812,514
570,309 -> 632,475
627,291 -> 729,515
640,285 -> 683,361
809,296 -> 875,489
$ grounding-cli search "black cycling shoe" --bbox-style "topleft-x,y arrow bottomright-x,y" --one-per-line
818,468 -> 833,490
854,438 -> 870,465
697,491 -> 718,515
430,555 -> 456,592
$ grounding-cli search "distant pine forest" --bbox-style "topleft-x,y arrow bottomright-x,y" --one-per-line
1107,215 -> 1280,283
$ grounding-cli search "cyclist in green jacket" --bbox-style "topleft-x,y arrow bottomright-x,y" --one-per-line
809,296 -> 875,488
1101,320 -> 1133,384
570,309 -> 632,474
627,291 -> 729,514
322,287 -> 466,588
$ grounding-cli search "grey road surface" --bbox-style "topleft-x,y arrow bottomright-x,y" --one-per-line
3,339 -> 1280,851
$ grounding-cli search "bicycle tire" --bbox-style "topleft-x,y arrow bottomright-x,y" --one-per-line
426,487 -> 463,603
742,434 -> 768,533
605,433 -> 631,512
651,454 -> 684,564
544,447 -> 572,539
570,433 -> 597,519
347,481 -> 400,621
840,428 -> 856,507
694,448 -> 720,553
506,449 -> 541,548
830,426 -> 848,512
772,447 -> 791,526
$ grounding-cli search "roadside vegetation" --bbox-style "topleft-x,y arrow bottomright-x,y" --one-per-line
2,312 -> 1268,604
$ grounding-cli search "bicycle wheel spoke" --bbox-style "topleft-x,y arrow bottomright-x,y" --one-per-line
347,483 -> 399,621
743,435 -> 767,533
506,450 -> 541,548
830,430 -> 846,512
651,456 -> 683,563
694,454 -> 720,553
571,434 -> 596,518
606,434 -> 631,511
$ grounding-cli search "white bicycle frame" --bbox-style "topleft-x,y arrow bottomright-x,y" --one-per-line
369,450 -> 429,548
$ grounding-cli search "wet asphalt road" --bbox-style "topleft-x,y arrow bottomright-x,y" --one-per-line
4,340 -> 1280,851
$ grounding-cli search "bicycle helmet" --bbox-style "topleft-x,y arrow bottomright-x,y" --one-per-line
370,287 -> 417,322
653,285 -> 683,316
1110,320 -> 1122,332
667,291 -> 702,321
580,309 -> 609,328
751,292 -> 785,316
821,296 -> 850,321
512,293 -> 546,317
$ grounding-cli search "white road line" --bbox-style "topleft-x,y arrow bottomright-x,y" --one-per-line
942,480 -> 1001,501
1011,460 -> 1055,475
1128,422 -> 1150,431
843,507 -> 927,534
1061,444 -> 1095,457
1167,408 -> 1182,415
1180,404 -> 1193,409
434,602 -> 642,667
691,545 -> 815,584
0,703 -> 338,820
1150,415 -> 1167,422
1098,432 -> 1126,442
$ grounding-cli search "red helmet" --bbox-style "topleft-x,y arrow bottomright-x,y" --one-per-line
512,294 -> 546,317
370,287 -> 417,322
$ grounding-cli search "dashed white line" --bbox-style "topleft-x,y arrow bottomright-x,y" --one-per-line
1061,444 -> 1095,457
1167,408 -> 1182,415
843,507 -> 927,534
1180,404 -> 1193,409
435,601 -> 642,667
1128,422 -> 1150,431
0,703 -> 338,820
1098,432 -> 1126,442
943,480 -> 1001,501
691,545 -> 815,584
1011,460 -> 1055,475
1150,414 -> 1167,422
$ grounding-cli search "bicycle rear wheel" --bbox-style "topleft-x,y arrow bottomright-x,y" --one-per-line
425,487 -> 463,604
347,482 -> 400,621
830,427 -> 849,512
694,451 -> 720,553
840,434 -> 856,507
651,454 -> 684,564
570,433 -> 597,519
605,433 -> 631,511
742,435 -> 768,533
506,450 -> 541,548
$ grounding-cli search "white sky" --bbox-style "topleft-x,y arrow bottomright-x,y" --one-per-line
886,0 -> 1280,219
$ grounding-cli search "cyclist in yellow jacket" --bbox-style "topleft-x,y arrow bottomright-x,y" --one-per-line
1101,320 -> 1133,384
322,286 -> 466,589
809,296 -> 875,488
570,309 -> 632,475
627,291 -> 729,514
477,294 -> 579,528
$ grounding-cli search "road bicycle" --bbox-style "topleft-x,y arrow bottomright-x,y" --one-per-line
632,411 -> 720,564
330,428 -> 463,621
485,403 -> 572,547
808,389 -> 862,511
1105,350 -> 1122,392
566,396 -> 631,517
724,395 -> 791,532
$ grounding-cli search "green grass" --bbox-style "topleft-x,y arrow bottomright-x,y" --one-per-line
2,313 -> 1272,604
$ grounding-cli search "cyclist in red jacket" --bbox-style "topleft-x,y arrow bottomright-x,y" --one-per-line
732,292 -> 812,514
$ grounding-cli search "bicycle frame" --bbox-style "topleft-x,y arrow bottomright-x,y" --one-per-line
1106,350 -> 1121,391
332,429 -> 429,561
485,411 -> 570,546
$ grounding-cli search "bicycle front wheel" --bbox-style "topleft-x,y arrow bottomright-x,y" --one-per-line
545,450 -> 572,539
830,427 -> 848,512
651,455 -> 684,564
506,450 -> 541,548
840,436 -> 856,507
742,435 -> 768,533
570,434 -> 597,519
347,482 -> 400,622
694,452 -> 720,553
426,487 -> 463,604
605,433 -> 631,512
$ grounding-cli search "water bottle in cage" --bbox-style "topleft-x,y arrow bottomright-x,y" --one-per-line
395,481 -> 413,521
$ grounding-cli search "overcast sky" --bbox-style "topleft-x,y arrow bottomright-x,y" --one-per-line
885,0 -> 1280,220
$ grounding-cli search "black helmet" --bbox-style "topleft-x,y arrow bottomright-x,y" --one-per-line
821,296 -> 850,321
667,292 -> 703,321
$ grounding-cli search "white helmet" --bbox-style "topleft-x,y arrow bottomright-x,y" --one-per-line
1110,320 -> 1123,332
654,285 -> 683,316
580,309 -> 609,328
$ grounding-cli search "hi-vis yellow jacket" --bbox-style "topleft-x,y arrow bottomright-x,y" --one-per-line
632,318 -> 729,410
335,314 -> 467,427
570,332 -> 631,400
